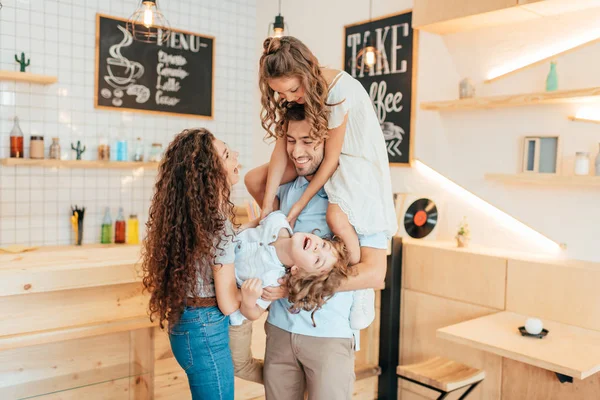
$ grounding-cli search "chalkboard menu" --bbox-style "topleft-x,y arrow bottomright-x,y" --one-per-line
95,14 -> 214,118
343,11 -> 416,165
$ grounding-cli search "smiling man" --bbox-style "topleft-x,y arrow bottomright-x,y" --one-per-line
261,104 -> 388,400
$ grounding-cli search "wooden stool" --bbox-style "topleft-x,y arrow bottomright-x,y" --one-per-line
396,357 -> 485,400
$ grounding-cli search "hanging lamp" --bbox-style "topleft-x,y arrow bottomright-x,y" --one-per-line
356,0 -> 379,72
268,0 -> 289,38
126,0 -> 171,44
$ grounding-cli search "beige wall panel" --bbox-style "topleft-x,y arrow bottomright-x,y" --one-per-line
404,244 -> 507,309
501,358 -> 600,400
400,290 -> 502,400
506,260 -> 600,331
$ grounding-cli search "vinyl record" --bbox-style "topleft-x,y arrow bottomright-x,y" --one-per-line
404,198 -> 438,239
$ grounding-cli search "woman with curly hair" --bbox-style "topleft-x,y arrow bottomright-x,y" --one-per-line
142,128 -> 241,399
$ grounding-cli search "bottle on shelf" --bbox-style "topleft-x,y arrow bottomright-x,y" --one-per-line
115,207 -> 126,244
9,116 -> 24,158
49,137 -> 61,160
127,214 -> 140,244
101,207 -> 113,244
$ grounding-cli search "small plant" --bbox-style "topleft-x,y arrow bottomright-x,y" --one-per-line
455,216 -> 471,248
71,141 -> 86,160
15,52 -> 30,72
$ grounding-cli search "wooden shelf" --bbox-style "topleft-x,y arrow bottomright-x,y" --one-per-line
0,317 -> 157,352
414,0 -> 600,35
0,362 -> 149,399
568,116 -> 600,125
485,173 -> 600,187
0,70 -> 57,84
421,86 -> 600,111
0,158 -> 159,169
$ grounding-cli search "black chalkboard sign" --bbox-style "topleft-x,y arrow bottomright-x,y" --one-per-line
343,11 -> 416,165
95,14 -> 214,118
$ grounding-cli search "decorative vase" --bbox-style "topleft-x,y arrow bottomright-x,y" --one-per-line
595,143 -> 600,176
456,235 -> 469,248
459,78 -> 475,99
546,61 -> 558,92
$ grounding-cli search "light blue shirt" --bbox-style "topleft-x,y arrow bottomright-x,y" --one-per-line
229,211 -> 291,326
267,176 -> 387,338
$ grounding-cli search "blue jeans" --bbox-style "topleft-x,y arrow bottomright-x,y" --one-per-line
169,306 -> 234,400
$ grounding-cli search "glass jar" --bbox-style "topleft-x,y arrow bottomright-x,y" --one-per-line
9,116 -> 24,158
115,207 -> 126,244
133,137 -> 144,162
98,138 -> 110,161
149,143 -> 163,162
30,136 -> 45,159
49,137 -> 61,159
575,152 -> 590,176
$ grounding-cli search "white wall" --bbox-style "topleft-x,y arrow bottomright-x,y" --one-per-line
0,0 -> 256,246
255,0 -> 600,261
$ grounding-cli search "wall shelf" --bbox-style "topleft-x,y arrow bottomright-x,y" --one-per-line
421,86 -> 600,111
0,158 -> 159,170
413,0 -> 600,35
0,70 -> 57,85
485,173 -> 600,187
568,116 -> 600,125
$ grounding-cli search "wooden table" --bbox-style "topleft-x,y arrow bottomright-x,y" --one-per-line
437,311 -> 600,382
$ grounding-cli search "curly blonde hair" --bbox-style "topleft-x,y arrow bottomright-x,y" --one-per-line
259,36 -> 335,142
141,128 -> 236,329
286,236 -> 353,326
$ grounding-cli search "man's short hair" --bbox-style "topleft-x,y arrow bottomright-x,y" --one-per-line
286,103 -> 305,122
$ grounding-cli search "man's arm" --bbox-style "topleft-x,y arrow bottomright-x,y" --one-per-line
338,246 -> 386,292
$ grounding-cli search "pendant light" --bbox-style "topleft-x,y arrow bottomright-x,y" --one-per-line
268,0 -> 288,38
356,0 -> 379,72
126,0 -> 171,44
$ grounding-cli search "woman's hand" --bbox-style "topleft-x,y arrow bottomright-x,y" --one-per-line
241,278 -> 263,306
261,278 -> 289,302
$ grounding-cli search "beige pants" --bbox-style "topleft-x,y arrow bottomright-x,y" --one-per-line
263,322 -> 356,400
229,319 -> 264,384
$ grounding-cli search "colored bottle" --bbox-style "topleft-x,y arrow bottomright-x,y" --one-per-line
101,207 -> 113,244
115,207 -> 126,244
10,116 -> 24,158
545,61 -> 558,92
127,214 -> 139,244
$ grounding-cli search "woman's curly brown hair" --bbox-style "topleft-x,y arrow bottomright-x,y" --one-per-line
286,236 -> 353,326
141,128 -> 235,329
259,36 -> 338,141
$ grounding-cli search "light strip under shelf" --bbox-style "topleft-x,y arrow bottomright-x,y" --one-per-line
414,160 -> 563,253
485,34 -> 600,84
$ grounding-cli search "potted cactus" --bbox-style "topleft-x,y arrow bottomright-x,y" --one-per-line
455,216 -> 471,248
15,52 -> 30,72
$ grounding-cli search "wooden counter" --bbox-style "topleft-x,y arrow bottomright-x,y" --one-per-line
0,244 -> 381,399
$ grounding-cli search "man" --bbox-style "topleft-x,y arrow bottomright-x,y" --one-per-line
260,105 -> 388,400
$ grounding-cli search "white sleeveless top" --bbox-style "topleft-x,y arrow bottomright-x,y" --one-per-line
324,71 -> 398,238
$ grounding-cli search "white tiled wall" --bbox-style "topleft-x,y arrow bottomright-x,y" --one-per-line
0,0 -> 257,246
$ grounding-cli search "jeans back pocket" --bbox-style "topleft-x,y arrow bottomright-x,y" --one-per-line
169,330 -> 194,371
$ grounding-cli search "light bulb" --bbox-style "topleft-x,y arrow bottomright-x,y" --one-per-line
143,4 -> 154,27
273,27 -> 284,38
365,47 -> 376,67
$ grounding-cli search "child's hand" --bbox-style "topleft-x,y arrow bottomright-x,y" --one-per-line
286,202 -> 304,228
241,278 -> 263,305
